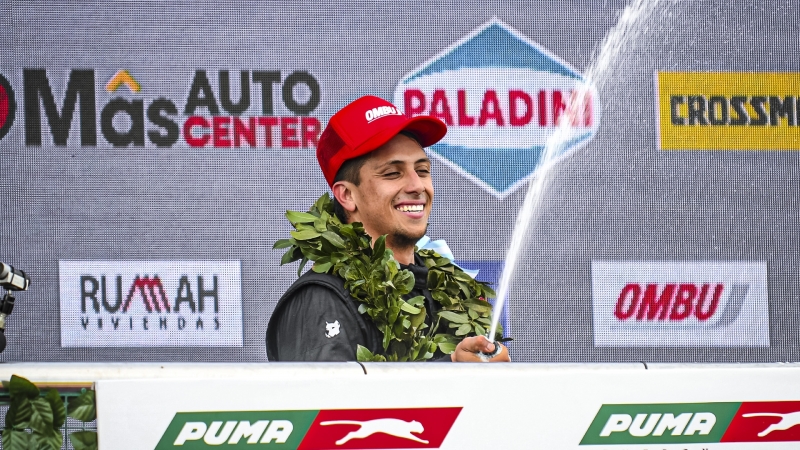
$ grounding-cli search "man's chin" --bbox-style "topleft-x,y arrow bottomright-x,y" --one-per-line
390,227 -> 428,250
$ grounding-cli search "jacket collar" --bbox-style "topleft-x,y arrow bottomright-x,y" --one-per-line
400,253 -> 429,291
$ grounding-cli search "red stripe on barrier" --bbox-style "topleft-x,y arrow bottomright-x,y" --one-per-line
722,401 -> 800,443
298,407 -> 462,449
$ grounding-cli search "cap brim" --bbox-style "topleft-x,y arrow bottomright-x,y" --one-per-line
350,115 -> 447,158
402,115 -> 448,148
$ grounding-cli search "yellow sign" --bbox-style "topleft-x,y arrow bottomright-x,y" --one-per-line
105,69 -> 141,93
656,72 -> 800,150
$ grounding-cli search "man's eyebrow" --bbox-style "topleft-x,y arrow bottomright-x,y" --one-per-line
374,158 -> 431,169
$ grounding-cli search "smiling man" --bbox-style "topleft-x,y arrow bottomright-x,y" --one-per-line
332,131 -> 431,266
266,96 -> 509,363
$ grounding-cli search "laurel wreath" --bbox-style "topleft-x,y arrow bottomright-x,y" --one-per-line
274,193 -> 501,362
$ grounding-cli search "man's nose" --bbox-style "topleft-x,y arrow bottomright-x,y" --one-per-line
404,170 -> 425,194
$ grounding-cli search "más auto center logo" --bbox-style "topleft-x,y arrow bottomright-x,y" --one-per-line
581,401 -> 800,445
395,19 -> 598,197
19,68 -> 322,148
591,261 -> 769,347
0,72 -> 15,141
156,407 -> 461,449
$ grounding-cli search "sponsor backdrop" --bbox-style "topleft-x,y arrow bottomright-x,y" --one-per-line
0,0 -> 799,362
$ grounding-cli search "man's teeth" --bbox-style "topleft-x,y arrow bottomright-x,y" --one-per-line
396,205 -> 424,212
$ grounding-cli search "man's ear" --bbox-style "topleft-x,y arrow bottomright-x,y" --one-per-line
332,181 -> 357,213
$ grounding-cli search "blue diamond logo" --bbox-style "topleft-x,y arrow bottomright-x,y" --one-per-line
394,19 -> 598,197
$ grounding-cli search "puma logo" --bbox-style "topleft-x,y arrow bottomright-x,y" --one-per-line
320,418 -> 429,445
743,411 -> 800,437
325,320 -> 340,338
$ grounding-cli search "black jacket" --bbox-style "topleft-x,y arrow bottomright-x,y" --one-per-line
266,257 -> 449,361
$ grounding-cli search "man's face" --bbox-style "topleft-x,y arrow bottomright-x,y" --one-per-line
348,133 -> 433,249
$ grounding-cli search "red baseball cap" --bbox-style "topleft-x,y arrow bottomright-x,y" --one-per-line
316,95 -> 447,187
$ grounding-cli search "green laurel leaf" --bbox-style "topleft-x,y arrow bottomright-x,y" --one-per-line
468,302 -> 492,314
321,231 -> 346,249
356,345 -> 374,361
272,238 -> 295,250
312,261 -> 333,273
455,323 -> 472,336
280,247 -> 301,265
285,210 -> 319,224
399,301 -> 421,314
297,257 -> 309,277
437,342 -> 457,354
372,235 -> 386,260
290,228 -> 321,240
438,310 -> 469,324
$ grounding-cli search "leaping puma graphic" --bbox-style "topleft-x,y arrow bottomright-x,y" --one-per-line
743,411 -> 800,437
320,418 -> 429,445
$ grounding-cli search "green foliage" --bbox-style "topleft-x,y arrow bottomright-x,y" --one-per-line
66,391 -> 96,423
45,390 -> 66,430
1,375 -> 97,450
276,193 -> 503,361
2,429 -> 30,450
69,431 -> 98,450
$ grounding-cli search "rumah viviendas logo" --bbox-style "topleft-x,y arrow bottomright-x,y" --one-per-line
59,260 -> 243,347
79,272 -> 221,331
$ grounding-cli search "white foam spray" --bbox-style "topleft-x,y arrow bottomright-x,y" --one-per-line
487,0 -> 671,342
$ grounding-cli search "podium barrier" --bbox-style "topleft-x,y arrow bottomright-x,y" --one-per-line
1,362 -> 799,449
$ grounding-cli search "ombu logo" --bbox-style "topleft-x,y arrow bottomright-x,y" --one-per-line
58,260 -> 242,347
156,407 -> 461,449
395,19 -> 598,197
591,261 -> 769,347
613,283 -> 746,325
656,72 -> 800,150
581,401 -> 800,445
365,105 -> 403,123
0,72 -> 15,141
22,68 -> 321,148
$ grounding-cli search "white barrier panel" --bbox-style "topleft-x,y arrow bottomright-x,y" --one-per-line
3,363 -> 800,449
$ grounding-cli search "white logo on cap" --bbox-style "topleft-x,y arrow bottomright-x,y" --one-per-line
365,106 -> 403,123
